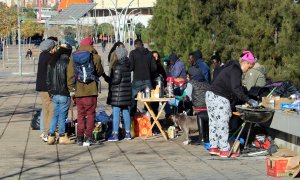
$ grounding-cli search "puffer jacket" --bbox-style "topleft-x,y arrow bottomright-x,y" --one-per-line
189,79 -> 210,108
46,54 -> 70,97
67,46 -> 104,97
107,57 -> 132,107
242,62 -> 266,91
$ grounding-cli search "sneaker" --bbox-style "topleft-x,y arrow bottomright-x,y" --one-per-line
47,136 -> 56,145
108,134 -> 119,142
209,148 -> 220,155
42,135 -> 48,142
77,137 -> 84,146
124,133 -> 131,140
83,138 -> 92,147
219,150 -> 240,158
39,133 -> 44,139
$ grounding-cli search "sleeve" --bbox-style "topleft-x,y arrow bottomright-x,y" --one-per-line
203,68 -> 210,83
111,68 -> 122,85
46,64 -> 51,92
150,56 -> 157,72
171,62 -> 183,78
129,51 -> 135,71
230,67 -> 249,102
93,53 -> 104,77
67,56 -> 75,92
185,83 -> 193,100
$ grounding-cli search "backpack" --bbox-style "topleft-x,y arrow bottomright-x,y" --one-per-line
31,109 -> 41,130
73,50 -> 96,83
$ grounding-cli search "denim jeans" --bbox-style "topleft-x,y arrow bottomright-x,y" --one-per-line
112,106 -> 131,134
40,110 -> 44,134
49,95 -> 70,136
131,80 -> 152,115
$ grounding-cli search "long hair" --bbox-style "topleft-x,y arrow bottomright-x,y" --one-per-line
108,41 -> 124,62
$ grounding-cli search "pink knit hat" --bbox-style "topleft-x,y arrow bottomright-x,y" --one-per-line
80,37 -> 93,46
241,50 -> 256,63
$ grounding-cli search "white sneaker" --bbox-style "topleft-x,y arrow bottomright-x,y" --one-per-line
82,139 -> 91,147
40,133 -> 44,139
42,135 -> 48,142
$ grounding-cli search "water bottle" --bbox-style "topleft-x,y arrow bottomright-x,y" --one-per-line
145,86 -> 150,98
269,98 -> 275,109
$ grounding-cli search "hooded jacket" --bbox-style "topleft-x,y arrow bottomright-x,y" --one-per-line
209,61 -> 249,103
129,47 -> 157,81
107,57 -> 132,107
242,62 -> 266,91
67,45 -> 104,97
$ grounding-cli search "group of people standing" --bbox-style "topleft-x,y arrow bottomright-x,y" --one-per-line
35,36 -> 267,154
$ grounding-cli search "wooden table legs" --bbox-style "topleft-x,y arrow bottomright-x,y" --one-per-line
143,101 -> 168,141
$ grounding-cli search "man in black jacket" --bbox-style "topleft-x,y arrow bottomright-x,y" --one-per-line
129,39 -> 157,115
36,39 -> 56,142
46,44 -> 73,145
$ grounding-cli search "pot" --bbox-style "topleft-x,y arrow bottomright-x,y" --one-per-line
235,105 -> 274,123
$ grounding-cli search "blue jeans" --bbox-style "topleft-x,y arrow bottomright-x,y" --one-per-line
131,80 -> 152,115
49,95 -> 70,136
112,106 -> 131,134
40,110 -> 44,134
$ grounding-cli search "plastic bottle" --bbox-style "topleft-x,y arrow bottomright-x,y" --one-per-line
269,97 -> 275,109
145,86 -> 150,98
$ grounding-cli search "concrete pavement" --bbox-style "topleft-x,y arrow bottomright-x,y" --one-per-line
0,44 -> 277,180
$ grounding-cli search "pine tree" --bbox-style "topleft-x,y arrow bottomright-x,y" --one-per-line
148,0 -> 300,87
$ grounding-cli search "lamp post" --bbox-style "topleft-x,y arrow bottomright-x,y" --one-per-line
108,0 -> 135,43
69,15 -> 79,41
17,0 -> 22,76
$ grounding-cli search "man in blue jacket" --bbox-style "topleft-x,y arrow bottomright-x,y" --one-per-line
168,53 -> 186,79
191,50 -> 210,83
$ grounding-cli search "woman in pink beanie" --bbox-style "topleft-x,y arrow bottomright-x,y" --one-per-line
205,50 -> 257,158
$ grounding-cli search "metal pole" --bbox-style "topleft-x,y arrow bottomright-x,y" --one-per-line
17,0 -> 22,76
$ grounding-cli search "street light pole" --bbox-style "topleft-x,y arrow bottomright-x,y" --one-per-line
17,0 -> 22,76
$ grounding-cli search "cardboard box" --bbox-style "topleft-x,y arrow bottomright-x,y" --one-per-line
266,154 -> 300,178
262,97 -> 294,110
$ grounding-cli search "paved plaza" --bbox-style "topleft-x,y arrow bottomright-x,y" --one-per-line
0,45 -> 279,180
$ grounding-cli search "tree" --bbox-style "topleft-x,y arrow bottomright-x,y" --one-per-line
148,0 -> 300,87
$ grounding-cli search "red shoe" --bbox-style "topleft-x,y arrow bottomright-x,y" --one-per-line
219,150 -> 240,158
209,148 -> 220,155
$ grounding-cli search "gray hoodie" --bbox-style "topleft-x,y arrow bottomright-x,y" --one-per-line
242,62 -> 266,91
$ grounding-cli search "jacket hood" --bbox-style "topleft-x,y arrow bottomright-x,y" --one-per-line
252,62 -> 266,74
223,60 -> 237,68
136,47 -> 150,55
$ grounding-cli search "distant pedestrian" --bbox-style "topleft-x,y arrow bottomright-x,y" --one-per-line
35,39 -> 57,142
46,44 -> 73,145
26,49 -> 32,59
67,37 -> 104,146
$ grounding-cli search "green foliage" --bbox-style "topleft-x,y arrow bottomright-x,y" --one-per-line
24,8 -> 36,19
149,0 -> 300,87
98,23 -> 114,35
